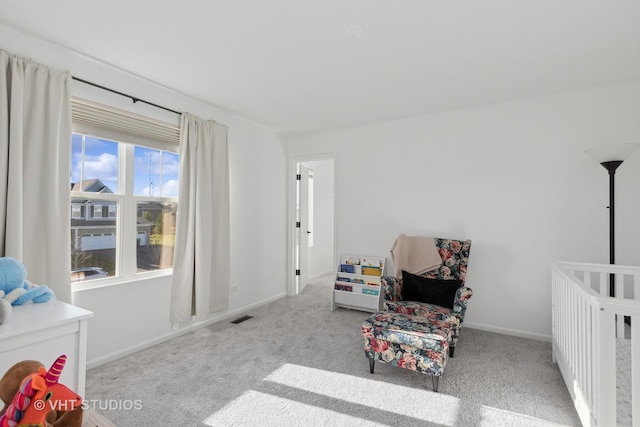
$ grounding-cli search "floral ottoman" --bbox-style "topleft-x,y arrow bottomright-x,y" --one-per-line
362,311 -> 452,392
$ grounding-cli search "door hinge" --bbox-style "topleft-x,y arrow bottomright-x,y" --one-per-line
296,174 -> 301,180
295,221 -> 300,228
295,270 -> 301,276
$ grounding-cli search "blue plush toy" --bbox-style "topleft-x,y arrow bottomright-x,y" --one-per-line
0,257 -> 55,306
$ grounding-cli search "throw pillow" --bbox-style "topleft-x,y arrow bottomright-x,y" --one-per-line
401,270 -> 461,309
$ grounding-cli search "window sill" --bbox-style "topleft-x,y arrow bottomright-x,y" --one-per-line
71,268 -> 173,293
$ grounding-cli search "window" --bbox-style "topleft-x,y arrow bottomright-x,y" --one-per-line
133,145 -> 178,272
71,133 -> 179,282
307,171 -> 314,247
71,205 -> 82,218
70,99 -> 180,284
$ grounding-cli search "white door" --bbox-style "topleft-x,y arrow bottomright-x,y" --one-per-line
296,164 -> 311,293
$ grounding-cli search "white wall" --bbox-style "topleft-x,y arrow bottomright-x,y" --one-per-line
0,24 -> 288,366
286,80 -> 640,340
302,160 -> 335,279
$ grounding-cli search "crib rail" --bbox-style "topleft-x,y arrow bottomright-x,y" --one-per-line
552,261 -> 640,427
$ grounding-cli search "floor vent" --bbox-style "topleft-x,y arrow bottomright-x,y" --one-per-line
231,315 -> 253,324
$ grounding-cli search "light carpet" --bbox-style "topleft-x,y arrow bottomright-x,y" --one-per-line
85,279 -> 581,426
82,408 -> 117,427
617,337 -> 631,425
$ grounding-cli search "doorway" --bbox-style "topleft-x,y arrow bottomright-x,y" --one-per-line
288,155 -> 336,296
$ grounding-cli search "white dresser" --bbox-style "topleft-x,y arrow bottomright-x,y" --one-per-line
0,300 -> 93,397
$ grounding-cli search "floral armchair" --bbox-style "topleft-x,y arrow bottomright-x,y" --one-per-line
381,238 -> 472,357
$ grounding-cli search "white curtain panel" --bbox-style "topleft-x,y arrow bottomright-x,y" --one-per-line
171,113 -> 230,323
0,50 -> 72,303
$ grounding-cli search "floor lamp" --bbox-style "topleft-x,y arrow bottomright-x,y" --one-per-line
584,143 -> 640,297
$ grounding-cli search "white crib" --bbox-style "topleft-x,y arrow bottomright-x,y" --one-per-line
552,261 -> 640,427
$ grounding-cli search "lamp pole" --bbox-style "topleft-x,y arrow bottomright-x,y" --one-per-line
585,143 -> 640,298
601,160 -> 622,297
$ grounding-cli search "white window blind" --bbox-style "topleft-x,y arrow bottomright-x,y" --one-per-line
71,97 -> 180,151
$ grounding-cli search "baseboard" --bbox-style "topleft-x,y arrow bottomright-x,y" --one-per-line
464,321 -> 552,343
86,291 -> 287,369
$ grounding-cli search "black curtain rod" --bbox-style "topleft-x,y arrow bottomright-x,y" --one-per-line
72,76 -> 182,115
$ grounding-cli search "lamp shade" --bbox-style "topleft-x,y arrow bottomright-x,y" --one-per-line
584,143 -> 640,164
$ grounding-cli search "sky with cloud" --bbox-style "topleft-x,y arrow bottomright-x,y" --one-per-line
71,134 -> 179,197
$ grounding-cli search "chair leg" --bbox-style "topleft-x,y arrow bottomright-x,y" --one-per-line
369,357 -> 375,373
432,376 -> 439,392
449,346 -> 455,358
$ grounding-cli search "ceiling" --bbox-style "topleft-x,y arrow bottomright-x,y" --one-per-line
1,1 -> 639,135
